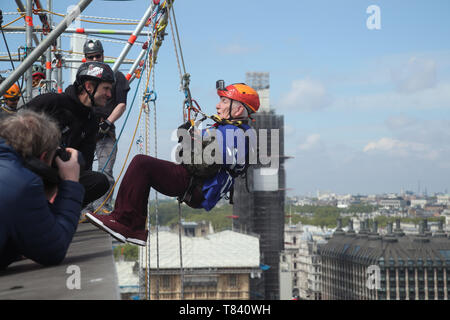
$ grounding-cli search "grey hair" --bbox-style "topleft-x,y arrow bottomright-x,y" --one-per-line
231,100 -> 249,118
0,110 -> 61,160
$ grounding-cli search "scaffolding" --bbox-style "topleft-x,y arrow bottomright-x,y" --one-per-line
0,0 -> 176,301
0,0 -> 156,100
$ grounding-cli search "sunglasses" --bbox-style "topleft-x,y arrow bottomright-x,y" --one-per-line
6,97 -> 19,102
85,53 -> 103,60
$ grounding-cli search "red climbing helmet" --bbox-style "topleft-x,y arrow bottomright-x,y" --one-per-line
216,81 -> 260,113
32,65 -> 46,79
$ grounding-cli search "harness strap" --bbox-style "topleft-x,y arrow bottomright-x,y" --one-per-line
178,175 -> 195,203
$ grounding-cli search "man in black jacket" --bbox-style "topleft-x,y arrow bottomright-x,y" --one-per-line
83,39 -> 130,213
24,61 -> 115,207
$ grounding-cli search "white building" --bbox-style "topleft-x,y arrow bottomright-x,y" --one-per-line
410,199 -> 428,208
281,223 -> 330,300
115,261 -> 139,300
379,198 -> 406,209
436,194 -> 450,206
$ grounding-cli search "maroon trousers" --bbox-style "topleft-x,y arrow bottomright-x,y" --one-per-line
111,155 -> 203,230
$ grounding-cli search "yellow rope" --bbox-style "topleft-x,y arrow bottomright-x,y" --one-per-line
0,106 -> 15,114
81,5 -> 164,223
84,101 -> 146,219
56,49 -> 134,63
1,14 -> 25,28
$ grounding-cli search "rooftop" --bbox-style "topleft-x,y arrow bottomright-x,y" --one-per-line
147,230 -> 260,270
320,220 -> 450,264
0,224 -> 120,300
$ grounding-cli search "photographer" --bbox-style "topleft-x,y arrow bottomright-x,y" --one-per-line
0,110 -> 84,269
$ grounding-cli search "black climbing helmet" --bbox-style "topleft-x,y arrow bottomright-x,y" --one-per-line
83,39 -> 104,55
75,61 -> 115,85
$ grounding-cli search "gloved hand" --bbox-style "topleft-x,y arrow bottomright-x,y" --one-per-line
99,119 -> 115,134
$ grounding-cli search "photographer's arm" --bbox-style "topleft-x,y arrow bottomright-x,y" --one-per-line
12,149 -> 84,266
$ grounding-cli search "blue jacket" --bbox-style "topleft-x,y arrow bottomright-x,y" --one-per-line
0,139 -> 85,269
200,123 -> 251,211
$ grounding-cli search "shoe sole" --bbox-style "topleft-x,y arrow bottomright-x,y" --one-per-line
85,213 -> 147,246
85,213 -> 126,243
126,237 -> 147,246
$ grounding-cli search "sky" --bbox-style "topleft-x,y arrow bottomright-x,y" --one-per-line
1,0 -> 450,197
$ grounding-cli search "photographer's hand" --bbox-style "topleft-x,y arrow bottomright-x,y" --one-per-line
54,148 -> 80,182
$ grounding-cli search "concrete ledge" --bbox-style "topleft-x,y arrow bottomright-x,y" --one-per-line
0,223 -> 120,300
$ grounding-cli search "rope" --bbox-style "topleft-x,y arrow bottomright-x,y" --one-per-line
89,2 -> 166,211
178,202 -> 184,300
7,10 -> 140,22
39,9 -> 139,25
166,0 -> 187,299
0,14 -> 25,28
78,14 -> 140,23
0,106 -> 15,114
88,38 -> 155,216
57,48 -> 136,62
61,34 -> 145,47
152,67 -> 161,300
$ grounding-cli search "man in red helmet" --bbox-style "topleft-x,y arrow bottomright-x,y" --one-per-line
86,81 -> 260,246
30,64 -> 47,98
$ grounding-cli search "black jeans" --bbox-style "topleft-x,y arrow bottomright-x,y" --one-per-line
78,170 -> 110,208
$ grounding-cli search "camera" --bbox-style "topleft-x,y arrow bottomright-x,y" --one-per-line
52,147 -> 85,171
216,80 -> 226,91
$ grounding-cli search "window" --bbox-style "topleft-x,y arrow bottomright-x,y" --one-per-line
228,275 -> 238,288
389,258 -> 395,266
162,275 -> 171,289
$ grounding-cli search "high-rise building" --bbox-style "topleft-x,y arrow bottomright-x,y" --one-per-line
232,72 -> 287,299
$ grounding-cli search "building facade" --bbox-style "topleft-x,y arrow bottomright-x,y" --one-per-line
281,223 -> 329,300
320,219 -> 450,300
141,230 -> 261,300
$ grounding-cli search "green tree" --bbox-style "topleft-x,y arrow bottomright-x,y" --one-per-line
114,244 -> 138,261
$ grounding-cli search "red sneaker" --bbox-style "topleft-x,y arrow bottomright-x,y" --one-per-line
85,212 -> 148,246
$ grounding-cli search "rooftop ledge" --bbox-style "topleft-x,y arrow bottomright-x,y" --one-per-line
0,224 -> 120,300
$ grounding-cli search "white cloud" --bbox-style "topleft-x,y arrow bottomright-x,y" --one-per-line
298,133 -> 321,150
279,79 -> 332,111
390,57 -> 437,93
336,81 -> 450,110
363,137 -> 437,159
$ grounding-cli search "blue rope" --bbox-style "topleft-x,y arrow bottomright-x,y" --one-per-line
99,2 -> 166,173
100,45 -> 152,173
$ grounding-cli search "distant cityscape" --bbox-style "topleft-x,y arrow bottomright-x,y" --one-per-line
288,190 -> 450,220
279,190 -> 450,300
